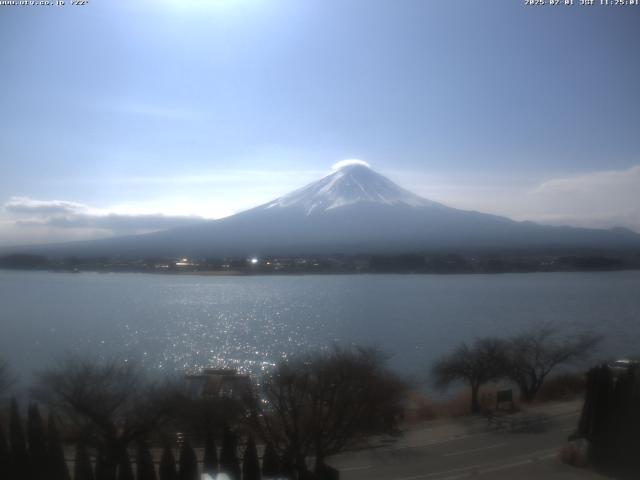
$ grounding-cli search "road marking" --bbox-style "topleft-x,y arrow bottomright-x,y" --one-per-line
442,442 -> 507,457
340,464 -> 372,471
400,432 -> 493,450
436,452 -> 557,480
391,410 -> 580,451
332,410 -> 581,463
335,409 -> 580,477
391,447 -> 558,480
482,452 -> 555,474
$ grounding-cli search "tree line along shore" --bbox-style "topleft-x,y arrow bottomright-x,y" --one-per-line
0,326 -> 608,480
1,251 -> 639,275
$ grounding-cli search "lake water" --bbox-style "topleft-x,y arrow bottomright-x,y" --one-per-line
1,270 -> 639,386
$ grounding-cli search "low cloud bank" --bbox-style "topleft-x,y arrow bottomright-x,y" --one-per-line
4,197 -> 207,237
5,197 -> 86,216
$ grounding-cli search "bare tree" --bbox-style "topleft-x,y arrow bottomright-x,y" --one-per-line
505,327 -> 601,402
431,338 -> 507,414
250,346 -> 408,478
32,357 -> 180,480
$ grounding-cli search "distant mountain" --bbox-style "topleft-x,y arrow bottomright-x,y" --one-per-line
5,164 -> 640,258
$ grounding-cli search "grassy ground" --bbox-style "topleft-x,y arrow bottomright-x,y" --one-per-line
404,372 -> 586,423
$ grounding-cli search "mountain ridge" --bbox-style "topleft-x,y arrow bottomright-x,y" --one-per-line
2,164 -> 640,259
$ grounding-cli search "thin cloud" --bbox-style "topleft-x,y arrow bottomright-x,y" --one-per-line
115,104 -> 200,120
43,169 -> 326,186
525,165 -> 640,231
533,165 -> 640,196
95,100 -> 201,120
395,165 -> 640,233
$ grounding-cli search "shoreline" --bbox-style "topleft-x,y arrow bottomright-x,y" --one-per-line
2,267 -> 640,276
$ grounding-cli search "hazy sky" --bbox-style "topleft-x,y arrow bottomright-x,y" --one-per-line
1,0 -> 639,245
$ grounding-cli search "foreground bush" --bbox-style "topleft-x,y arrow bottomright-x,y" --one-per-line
430,327 -> 600,412
250,346 -> 408,478
33,357 -> 182,480
536,373 -> 586,402
558,442 -> 589,469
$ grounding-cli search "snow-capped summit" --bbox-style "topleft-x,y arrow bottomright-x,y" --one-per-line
264,162 -> 441,215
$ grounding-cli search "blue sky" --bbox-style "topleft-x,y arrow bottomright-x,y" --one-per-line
1,0 -> 639,245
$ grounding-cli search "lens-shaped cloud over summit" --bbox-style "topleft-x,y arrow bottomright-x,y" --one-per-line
331,159 -> 371,170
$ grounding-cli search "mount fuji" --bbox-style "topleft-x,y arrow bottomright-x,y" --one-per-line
8,163 -> 640,258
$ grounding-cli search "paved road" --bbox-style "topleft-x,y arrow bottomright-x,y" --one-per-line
329,403 -> 605,479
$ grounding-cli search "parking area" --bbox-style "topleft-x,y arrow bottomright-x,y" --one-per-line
329,401 -> 605,480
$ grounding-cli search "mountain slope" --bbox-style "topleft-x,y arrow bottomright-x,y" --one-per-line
5,164 -> 640,258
